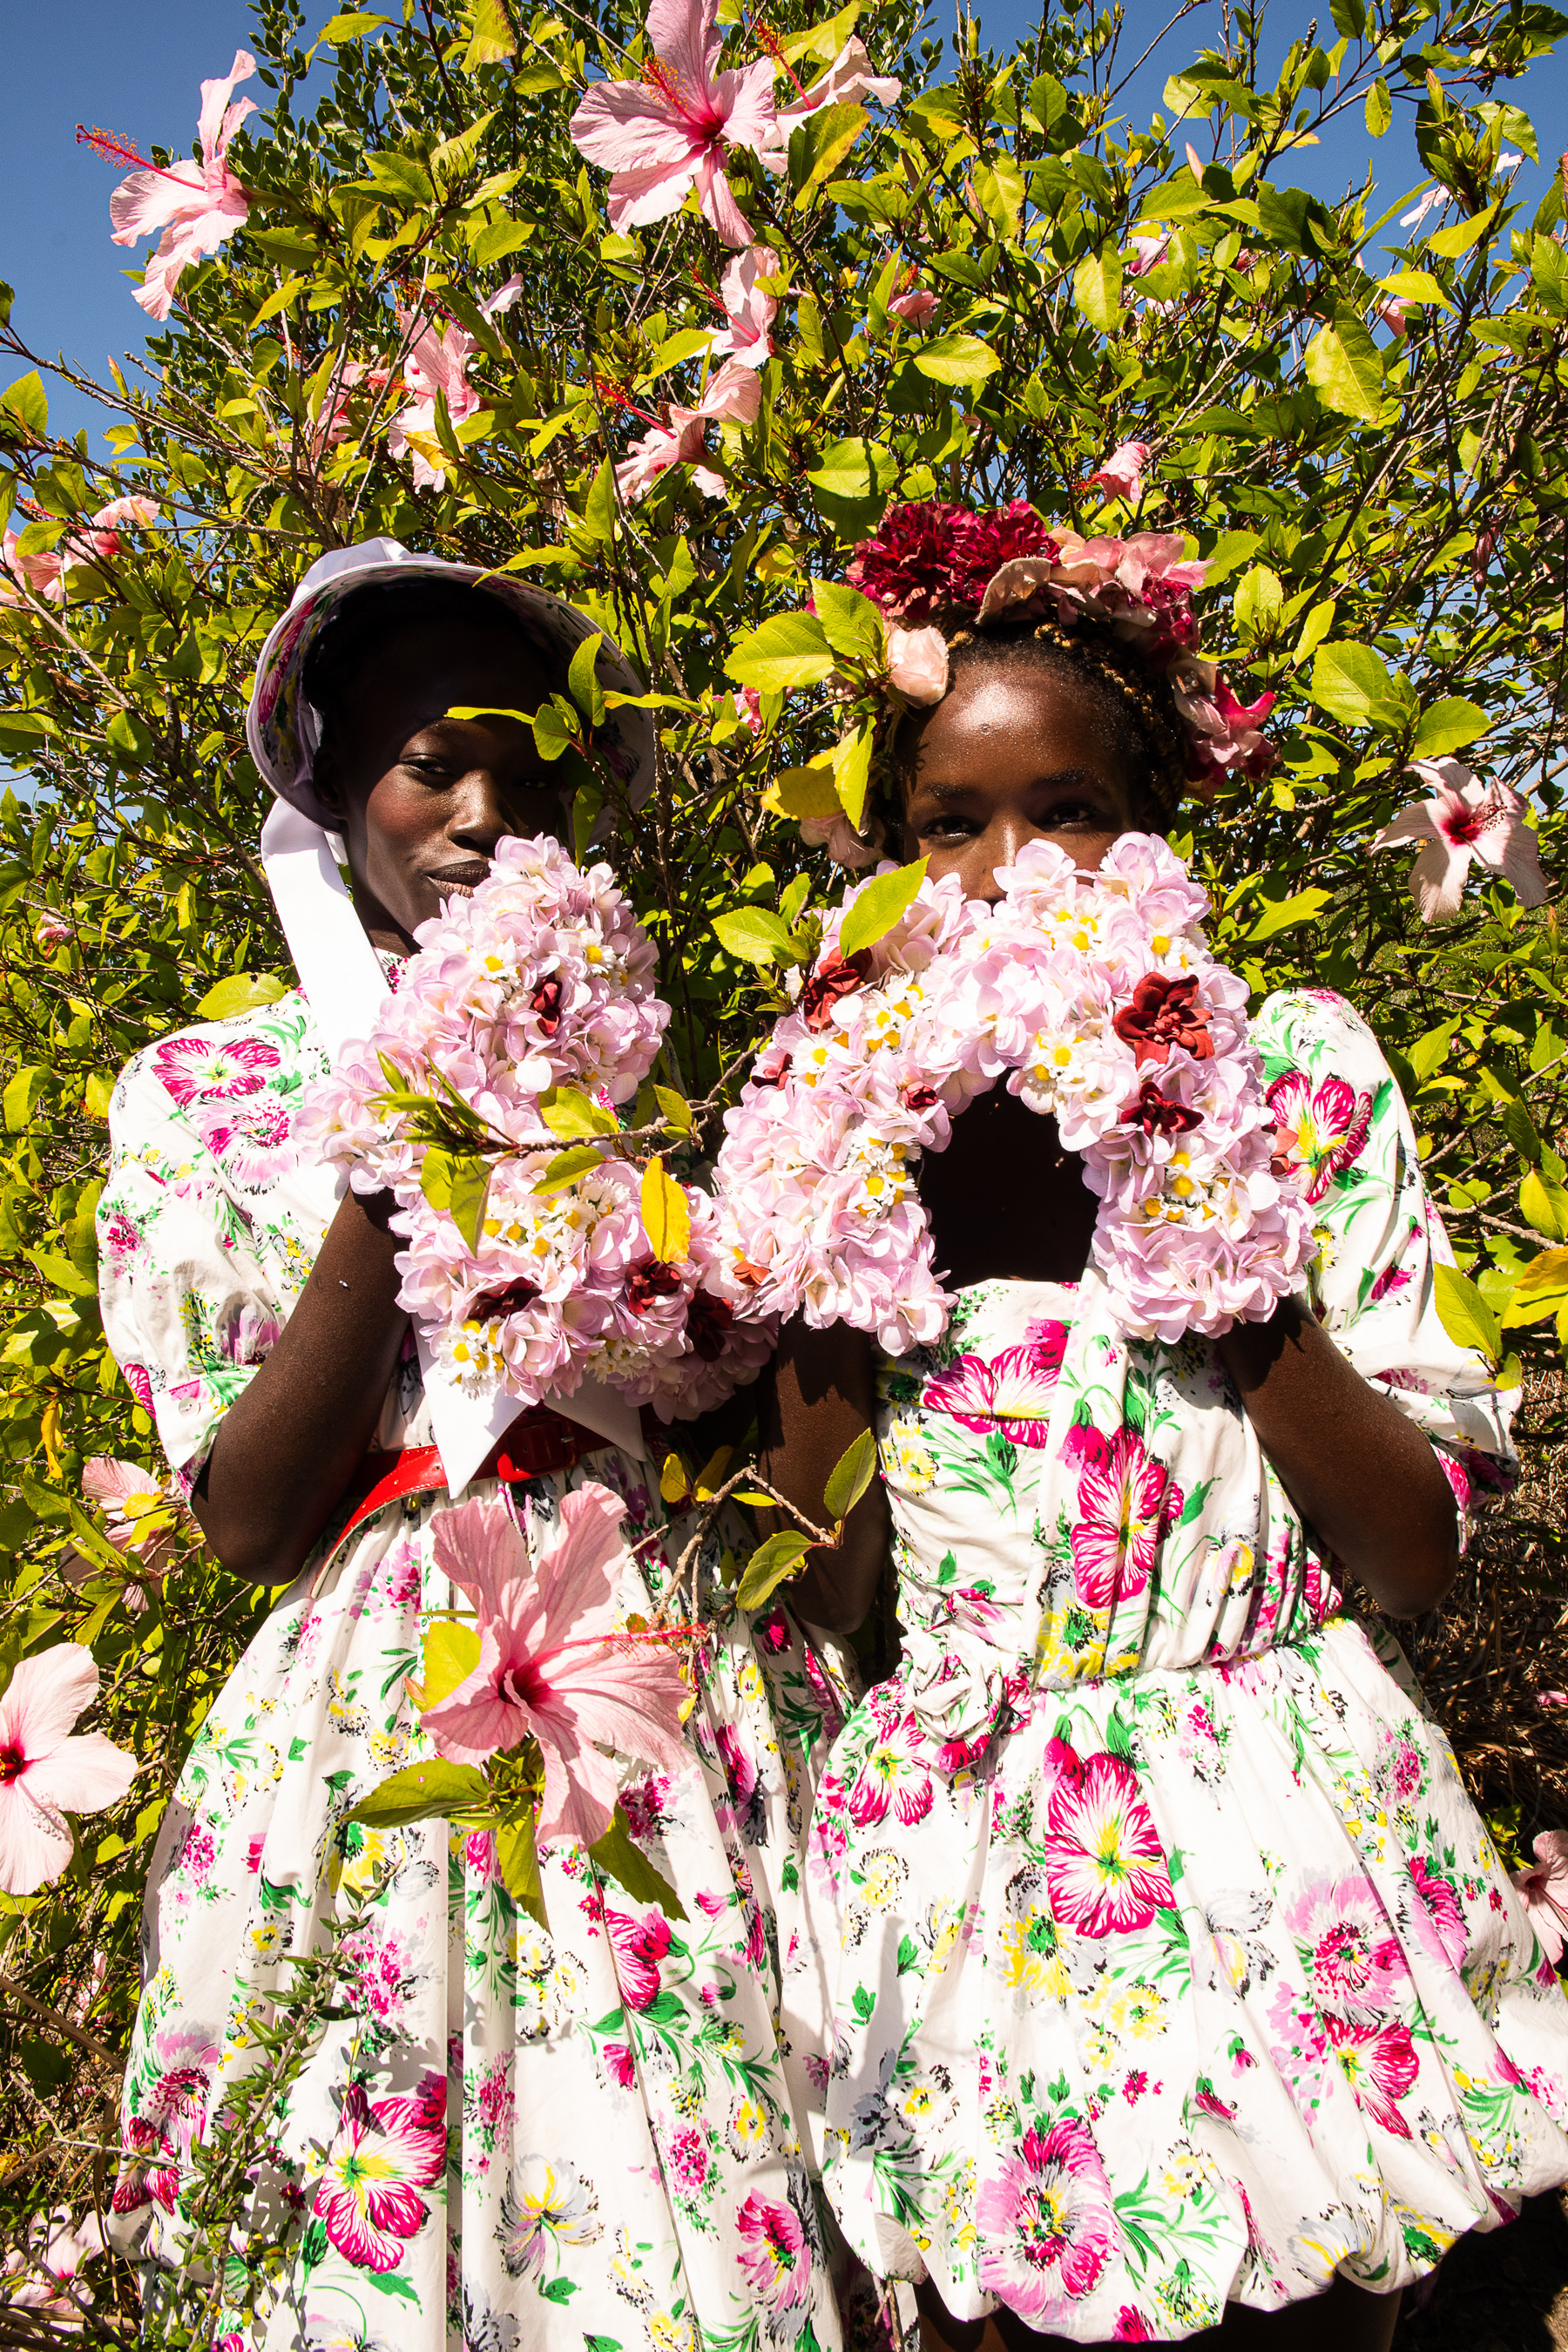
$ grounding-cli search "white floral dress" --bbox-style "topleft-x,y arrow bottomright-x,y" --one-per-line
98,986 -> 849,2352
782,989 -> 1568,2342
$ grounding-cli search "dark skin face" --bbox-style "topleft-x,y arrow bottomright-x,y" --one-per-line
312,612 -> 567,954
897,660 -> 1153,1289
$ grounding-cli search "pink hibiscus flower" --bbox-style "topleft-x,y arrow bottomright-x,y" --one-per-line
921,1344 -> 1061,1449
846,1713 -> 934,1829
388,310 -> 479,492
0,1646 -> 139,1896
1044,1742 -> 1173,1937
152,1031 -> 280,1109
569,0 -> 778,250
105,51 -> 255,320
734,2189 -> 812,2319
311,2075 -> 446,2271
1372,758 -> 1548,923
82,1456 -> 164,1550
606,1904 -> 673,2010
1265,1070 -> 1373,1204
1323,2015 -> 1419,2138
1068,1426 -> 1172,1609
612,355 -> 762,504
974,2121 -> 1116,2322
422,1484 -> 691,1848
1085,439 -> 1151,504
1511,1830 -> 1568,1965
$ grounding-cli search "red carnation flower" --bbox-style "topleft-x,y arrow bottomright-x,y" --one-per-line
1112,974 -> 1213,1068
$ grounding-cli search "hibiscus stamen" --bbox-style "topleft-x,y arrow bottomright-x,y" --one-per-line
77,124 -> 188,186
592,374 -> 662,428
749,17 -> 808,98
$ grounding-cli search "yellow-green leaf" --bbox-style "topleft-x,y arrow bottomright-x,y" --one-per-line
1304,315 -> 1384,422
822,1428 -> 877,1523
840,858 -> 929,958
712,907 -> 798,965
735,1531 -> 813,1610
532,1144 -> 608,1196
831,721 -> 875,832
652,1085 -> 692,1134
1432,1261 -> 1503,1369
640,1157 -> 691,1264
1521,1167 -> 1568,1242
347,1758 -> 490,1828
420,1147 -> 493,1252
538,1085 -> 618,1139
761,763 -> 843,821
1073,248 -> 1124,334
495,1809 -> 549,1927
196,972 -> 289,1020
659,1451 -> 690,1504
912,333 -> 1001,386
587,1801 -> 688,1918
417,1619 -> 483,1712
1502,1246 -> 1568,1327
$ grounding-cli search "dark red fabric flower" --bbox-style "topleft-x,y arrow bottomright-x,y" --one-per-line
901,1082 -> 939,1112
845,501 -> 1058,625
685,1288 -> 734,1362
1121,1078 -> 1203,1136
1112,974 -> 1213,1067
800,949 -> 872,1031
467,1276 -> 540,1321
625,1259 -> 683,1315
529,975 -> 564,1037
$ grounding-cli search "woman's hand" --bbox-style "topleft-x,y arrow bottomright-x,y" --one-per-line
1218,1296 -> 1460,1618
190,1187 -> 411,1584
757,1320 -> 889,1634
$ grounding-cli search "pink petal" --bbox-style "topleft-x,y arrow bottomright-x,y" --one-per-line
529,1646 -> 692,1784
197,51 -> 258,164
1369,800 -> 1440,852
0,1784 -> 74,1896
645,0 -> 722,105
82,1458 -> 153,1507
570,86 -> 706,177
529,1483 -> 628,1639
714,57 -> 781,156
537,1734 -> 623,1849
430,1496 -> 532,1639
422,1683 -> 531,1768
607,154 -> 704,233
1535,1829 -> 1568,1890
1497,818 -> 1550,908
109,160 -> 206,246
0,1646 -> 99,1757
1409,836 -> 1470,923
698,357 -> 762,426
24,1731 -> 139,1815
693,148 -> 755,248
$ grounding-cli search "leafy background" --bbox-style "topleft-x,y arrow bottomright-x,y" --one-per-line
3,0 -> 1568,2333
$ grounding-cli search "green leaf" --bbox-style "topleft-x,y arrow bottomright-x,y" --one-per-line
1246,888 -> 1334,941
640,1157 -> 691,1263
532,1144 -> 608,1196
587,1801 -> 688,1919
832,722 -> 875,831
1412,698 -> 1488,758
1233,564 -> 1284,639
822,1428 -> 877,1523
418,1619 -> 483,1709
1304,315 -> 1384,422
1329,0 -> 1366,35
0,373 -> 47,439
1502,1246 -> 1568,1326
195,972 -> 289,1020
839,858 -> 929,958
735,1531 -> 812,1610
533,698 -> 580,760
567,632 -> 607,727
496,1809 -> 549,1927
463,0 -> 517,66
538,1086 -> 618,1139
1311,641 -> 1406,731
1521,1167 -> 1568,1241
762,765 -> 841,821
726,612 -> 836,694
3,1065 -> 50,1132
1432,1262 -> 1503,1369
1365,77 -> 1392,138
652,1085 -> 692,1134
809,580 -> 885,666
1376,268 -> 1453,309
1428,204 -> 1500,260
1073,248 -> 1124,334
314,10 -> 393,44
711,907 -> 797,965
912,333 -> 1001,386
789,102 -> 868,206
420,1148 -> 493,1251
347,1758 -> 490,1828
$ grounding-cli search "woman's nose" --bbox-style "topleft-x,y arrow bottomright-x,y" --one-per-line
448,763 -> 512,848
972,815 -> 1037,903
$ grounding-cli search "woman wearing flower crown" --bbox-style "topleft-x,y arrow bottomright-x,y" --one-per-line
740,500 -> 1568,2348
97,544 -> 847,2352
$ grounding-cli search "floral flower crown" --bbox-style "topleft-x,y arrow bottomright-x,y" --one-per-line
799,497 -> 1277,862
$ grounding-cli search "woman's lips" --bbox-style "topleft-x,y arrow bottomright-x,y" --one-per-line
427,862 -> 490,900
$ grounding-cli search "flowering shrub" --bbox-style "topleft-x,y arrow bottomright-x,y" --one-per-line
2,0 -> 1568,2294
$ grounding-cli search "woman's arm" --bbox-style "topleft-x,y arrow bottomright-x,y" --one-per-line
756,1320 -> 888,1633
189,1187 -> 410,1583
1218,1297 -> 1460,1618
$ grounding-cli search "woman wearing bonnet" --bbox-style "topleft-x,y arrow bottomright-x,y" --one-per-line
98,541 -> 848,2352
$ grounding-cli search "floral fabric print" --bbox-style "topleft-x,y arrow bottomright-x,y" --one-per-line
99,990 -> 848,2352
783,991 -> 1568,2341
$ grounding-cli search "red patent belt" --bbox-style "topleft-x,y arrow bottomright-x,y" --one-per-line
335,1404 -> 604,1551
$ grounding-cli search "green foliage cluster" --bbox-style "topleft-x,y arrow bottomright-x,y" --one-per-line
3,0 -> 1568,2304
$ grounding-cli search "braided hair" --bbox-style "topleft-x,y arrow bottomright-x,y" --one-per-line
871,608 -> 1190,849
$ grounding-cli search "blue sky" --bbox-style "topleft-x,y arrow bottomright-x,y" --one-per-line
3,0 -> 1565,454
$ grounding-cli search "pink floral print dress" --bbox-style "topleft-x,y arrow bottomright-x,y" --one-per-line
97,986 -> 848,2352
783,990 -> 1568,2342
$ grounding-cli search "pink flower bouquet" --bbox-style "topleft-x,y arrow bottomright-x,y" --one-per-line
713,835 -> 1314,1350
303,833 -> 772,1422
